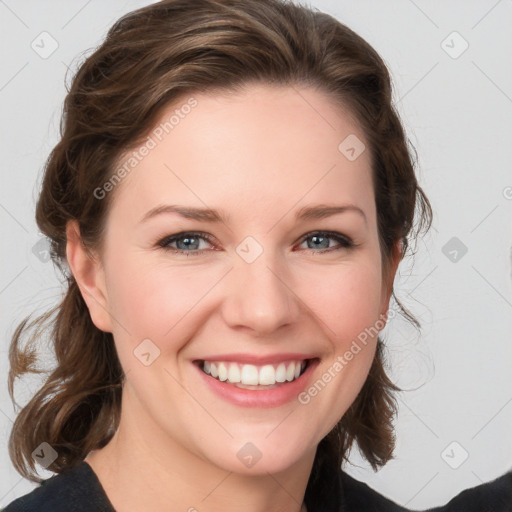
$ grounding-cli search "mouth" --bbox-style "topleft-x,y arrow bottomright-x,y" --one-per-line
193,358 -> 316,390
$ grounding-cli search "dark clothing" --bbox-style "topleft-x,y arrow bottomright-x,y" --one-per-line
2,461 -> 511,511
2,462 -> 115,512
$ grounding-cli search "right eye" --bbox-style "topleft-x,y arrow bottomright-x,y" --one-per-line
157,231 -> 217,256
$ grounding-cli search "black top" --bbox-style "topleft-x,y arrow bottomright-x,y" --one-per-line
2,461 -> 511,511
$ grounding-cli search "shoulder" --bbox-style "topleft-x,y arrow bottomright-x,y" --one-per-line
339,470 -> 411,511
2,461 -> 115,512
424,471 -> 512,512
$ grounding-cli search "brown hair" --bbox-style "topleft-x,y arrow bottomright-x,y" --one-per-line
7,0 -> 432,506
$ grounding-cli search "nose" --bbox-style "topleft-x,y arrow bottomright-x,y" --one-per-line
221,249 -> 301,336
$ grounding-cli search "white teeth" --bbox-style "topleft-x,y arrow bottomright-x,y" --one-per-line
285,363 -> 295,382
217,362 -> 228,382
259,365 -> 276,385
227,363 -> 241,383
275,363 -> 287,383
201,360 -> 308,386
240,364 -> 259,385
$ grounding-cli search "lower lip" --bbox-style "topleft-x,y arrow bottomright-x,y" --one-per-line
194,359 -> 319,408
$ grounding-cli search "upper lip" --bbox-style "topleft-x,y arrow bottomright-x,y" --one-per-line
194,353 -> 317,365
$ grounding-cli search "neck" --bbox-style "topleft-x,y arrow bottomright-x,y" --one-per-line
85,387 -> 315,512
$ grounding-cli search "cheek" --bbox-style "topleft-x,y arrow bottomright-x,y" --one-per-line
294,262 -> 384,432
103,255 -> 216,351
296,258 -> 384,342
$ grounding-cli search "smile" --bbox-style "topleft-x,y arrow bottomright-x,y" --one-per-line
199,359 -> 310,387
193,357 -> 319,407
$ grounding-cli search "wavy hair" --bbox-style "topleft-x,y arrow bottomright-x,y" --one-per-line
7,0 -> 432,508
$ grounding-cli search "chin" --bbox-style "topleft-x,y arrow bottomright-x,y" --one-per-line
203,434 -> 313,476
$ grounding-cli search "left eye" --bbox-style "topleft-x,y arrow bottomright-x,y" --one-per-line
157,231 -> 354,256
298,231 -> 354,252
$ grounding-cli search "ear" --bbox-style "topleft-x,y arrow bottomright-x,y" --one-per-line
379,238 -> 403,320
65,220 -> 113,333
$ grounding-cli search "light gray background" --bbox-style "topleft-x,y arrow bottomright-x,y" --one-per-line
1,0 -> 511,509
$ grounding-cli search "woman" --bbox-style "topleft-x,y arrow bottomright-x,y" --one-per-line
3,0 -> 511,511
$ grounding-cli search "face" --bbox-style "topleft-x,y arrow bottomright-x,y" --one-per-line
72,83 -> 397,476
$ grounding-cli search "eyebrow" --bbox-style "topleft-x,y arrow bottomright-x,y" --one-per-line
139,203 -> 367,225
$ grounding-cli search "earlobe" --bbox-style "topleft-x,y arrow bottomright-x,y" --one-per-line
65,220 -> 113,333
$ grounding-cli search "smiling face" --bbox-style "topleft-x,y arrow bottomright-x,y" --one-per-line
70,83 -> 398,476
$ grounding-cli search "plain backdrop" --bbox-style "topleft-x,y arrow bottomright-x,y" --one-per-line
1,0 -> 511,509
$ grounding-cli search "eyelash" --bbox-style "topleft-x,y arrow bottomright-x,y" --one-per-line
156,231 -> 355,256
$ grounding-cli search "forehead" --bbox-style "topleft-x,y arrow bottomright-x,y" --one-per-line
107,84 -> 375,227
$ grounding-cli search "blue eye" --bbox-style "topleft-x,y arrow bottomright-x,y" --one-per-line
158,232 -> 216,255
298,231 -> 354,253
157,231 -> 354,256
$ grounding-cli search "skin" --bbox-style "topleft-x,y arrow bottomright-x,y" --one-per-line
66,83 -> 400,512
